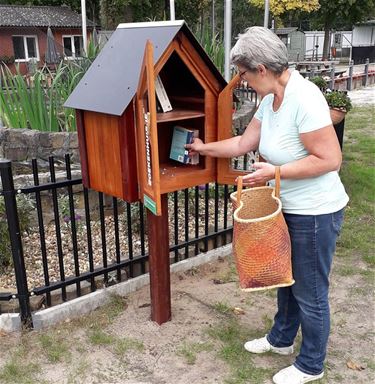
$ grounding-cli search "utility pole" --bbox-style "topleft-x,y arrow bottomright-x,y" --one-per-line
170,0 -> 175,20
212,0 -> 215,42
264,0 -> 270,28
81,0 -> 87,55
224,0 -> 232,82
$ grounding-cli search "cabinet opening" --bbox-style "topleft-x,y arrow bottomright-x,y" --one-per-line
157,117 -> 206,170
158,51 -> 205,112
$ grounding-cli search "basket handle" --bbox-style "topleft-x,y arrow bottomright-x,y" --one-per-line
237,166 -> 281,200
237,176 -> 243,201
275,166 -> 281,198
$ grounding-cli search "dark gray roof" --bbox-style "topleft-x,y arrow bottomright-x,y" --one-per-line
0,5 -> 95,28
275,27 -> 299,35
356,19 -> 375,26
64,20 -> 227,116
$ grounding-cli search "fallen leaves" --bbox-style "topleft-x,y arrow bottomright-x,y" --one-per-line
346,359 -> 366,371
232,307 -> 245,315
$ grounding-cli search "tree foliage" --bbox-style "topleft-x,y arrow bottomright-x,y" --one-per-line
248,0 -> 320,16
310,0 -> 375,58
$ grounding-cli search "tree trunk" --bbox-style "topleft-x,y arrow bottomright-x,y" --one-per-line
322,21 -> 330,60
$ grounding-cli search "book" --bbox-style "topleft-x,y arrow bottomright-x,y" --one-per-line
188,129 -> 200,165
155,75 -> 172,112
169,126 -> 198,164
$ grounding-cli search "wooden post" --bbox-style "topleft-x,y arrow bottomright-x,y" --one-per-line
364,58 -> 369,87
348,60 -> 354,91
147,193 -> 171,324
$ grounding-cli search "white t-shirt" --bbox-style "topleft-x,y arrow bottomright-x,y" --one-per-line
254,69 -> 349,215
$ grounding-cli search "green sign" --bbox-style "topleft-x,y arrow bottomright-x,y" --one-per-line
144,194 -> 157,215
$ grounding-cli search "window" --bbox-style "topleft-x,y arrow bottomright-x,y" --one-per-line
12,36 -> 39,61
334,33 -> 342,47
63,35 -> 84,58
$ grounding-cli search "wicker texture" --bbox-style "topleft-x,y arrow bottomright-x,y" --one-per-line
230,167 -> 294,291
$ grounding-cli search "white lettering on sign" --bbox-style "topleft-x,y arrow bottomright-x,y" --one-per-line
144,111 -> 152,187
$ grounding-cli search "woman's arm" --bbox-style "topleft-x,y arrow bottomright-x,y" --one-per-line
185,117 -> 261,158
242,124 -> 342,185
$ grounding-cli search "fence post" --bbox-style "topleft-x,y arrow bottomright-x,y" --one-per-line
348,60 -> 354,91
0,160 -> 33,329
363,58 -> 369,87
330,63 -> 335,90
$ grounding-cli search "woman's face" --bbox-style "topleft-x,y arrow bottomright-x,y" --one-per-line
237,64 -> 272,97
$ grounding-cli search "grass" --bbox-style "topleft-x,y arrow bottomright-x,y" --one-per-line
206,319 -> 273,384
0,360 -> 42,384
338,106 -> 375,267
114,337 -> 144,359
212,301 -> 233,314
87,328 -> 115,346
38,333 -> 71,363
177,341 -> 214,365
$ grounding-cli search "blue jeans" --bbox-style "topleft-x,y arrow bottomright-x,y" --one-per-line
267,209 -> 345,375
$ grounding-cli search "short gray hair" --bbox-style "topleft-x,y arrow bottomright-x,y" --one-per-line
231,26 -> 288,75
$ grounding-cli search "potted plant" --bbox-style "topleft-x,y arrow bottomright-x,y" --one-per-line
324,89 -> 352,124
309,76 -> 352,124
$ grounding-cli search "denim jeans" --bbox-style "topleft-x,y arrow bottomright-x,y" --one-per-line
267,208 -> 345,375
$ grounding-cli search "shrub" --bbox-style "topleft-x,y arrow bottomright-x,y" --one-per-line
309,76 -> 327,91
0,194 -> 34,270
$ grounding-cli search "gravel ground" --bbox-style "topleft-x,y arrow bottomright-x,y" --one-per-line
348,84 -> 375,105
0,198 -> 231,292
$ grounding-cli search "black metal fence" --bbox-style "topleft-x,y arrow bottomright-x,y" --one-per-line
0,155 -> 243,328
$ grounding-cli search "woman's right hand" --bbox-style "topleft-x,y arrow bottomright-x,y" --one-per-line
185,138 -> 205,156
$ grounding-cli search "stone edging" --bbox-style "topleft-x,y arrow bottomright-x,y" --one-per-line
0,243 -> 233,332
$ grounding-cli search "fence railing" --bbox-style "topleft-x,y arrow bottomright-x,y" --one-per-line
0,155 -> 246,328
297,58 -> 374,91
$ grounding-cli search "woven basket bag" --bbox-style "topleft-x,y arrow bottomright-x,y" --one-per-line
230,167 -> 295,291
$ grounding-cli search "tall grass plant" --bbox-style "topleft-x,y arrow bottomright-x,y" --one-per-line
0,59 -> 92,132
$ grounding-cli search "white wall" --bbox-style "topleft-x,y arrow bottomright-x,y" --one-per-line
352,25 -> 375,46
304,31 -> 353,59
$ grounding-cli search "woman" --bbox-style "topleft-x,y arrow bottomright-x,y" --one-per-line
186,26 -> 348,384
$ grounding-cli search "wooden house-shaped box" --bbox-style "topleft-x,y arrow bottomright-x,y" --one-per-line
65,20 -> 244,215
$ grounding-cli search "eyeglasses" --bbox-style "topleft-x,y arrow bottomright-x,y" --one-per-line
238,69 -> 248,80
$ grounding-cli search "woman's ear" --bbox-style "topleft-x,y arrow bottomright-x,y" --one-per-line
257,64 -> 267,75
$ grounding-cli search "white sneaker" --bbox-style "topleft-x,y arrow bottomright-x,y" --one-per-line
273,365 -> 324,384
244,335 -> 294,355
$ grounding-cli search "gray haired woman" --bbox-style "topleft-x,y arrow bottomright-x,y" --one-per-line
186,26 -> 348,384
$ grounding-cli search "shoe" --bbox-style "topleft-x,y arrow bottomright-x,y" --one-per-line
273,365 -> 324,384
244,335 -> 294,355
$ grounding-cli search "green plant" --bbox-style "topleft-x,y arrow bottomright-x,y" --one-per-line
324,90 -> 352,112
196,24 -> 225,75
0,55 -> 15,65
309,76 -> 327,91
0,194 -> 34,270
0,59 -> 94,132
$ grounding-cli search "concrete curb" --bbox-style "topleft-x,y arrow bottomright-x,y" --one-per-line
0,244 -> 232,332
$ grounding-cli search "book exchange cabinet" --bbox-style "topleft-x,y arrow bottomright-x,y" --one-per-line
65,20 -> 249,216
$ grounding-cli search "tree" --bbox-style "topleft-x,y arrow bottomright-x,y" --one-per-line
310,0 -> 375,59
248,0 -> 319,31
249,0 -> 320,17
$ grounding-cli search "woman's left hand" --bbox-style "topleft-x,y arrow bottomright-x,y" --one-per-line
238,162 -> 276,186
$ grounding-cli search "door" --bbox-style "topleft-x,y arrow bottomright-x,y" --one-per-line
135,40 -> 162,216
217,74 -> 256,185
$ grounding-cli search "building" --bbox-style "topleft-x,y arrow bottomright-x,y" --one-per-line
0,5 -> 95,74
352,20 -> 375,64
304,30 -> 352,61
275,27 -> 306,62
